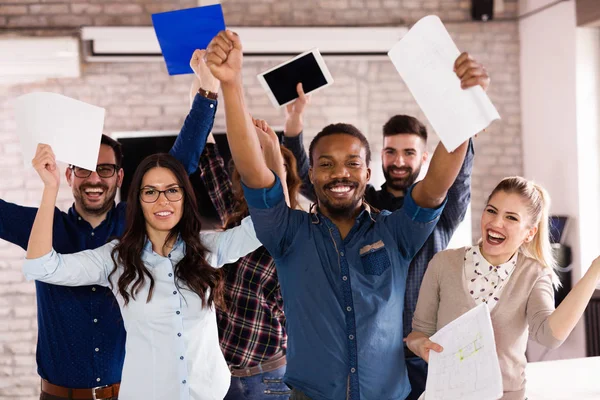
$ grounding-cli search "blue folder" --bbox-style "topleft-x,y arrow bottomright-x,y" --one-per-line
151,4 -> 226,75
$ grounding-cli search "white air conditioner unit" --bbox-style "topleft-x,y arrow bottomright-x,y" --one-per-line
81,26 -> 408,62
0,37 -> 80,84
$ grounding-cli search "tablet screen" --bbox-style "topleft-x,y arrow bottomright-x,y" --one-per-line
262,52 -> 329,105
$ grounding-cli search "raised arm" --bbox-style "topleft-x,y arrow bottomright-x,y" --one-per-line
545,257 -> 600,342
411,52 -> 489,209
206,30 -> 274,189
24,144 -> 112,288
253,117 -> 290,206
26,144 -> 60,260
411,141 -> 469,208
185,52 -> 238,224
169,49 -> 220,175
436,139 -> 474,236
281,83 -> 315,201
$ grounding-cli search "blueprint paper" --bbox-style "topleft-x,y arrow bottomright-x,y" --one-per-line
425,303 -> 503,400
151,4 -> 226,75
388,15 -> 500,152
15,92 -> 105,171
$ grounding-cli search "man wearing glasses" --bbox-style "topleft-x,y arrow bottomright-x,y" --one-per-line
1,81 -> 218,398
67,136 -> 125,229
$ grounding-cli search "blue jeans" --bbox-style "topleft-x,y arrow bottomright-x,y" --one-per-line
405,356 -> 428,400
225,365 -> 291,400
289,361 -> 426,400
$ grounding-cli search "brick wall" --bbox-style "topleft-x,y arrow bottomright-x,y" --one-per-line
2,0 -> 519,27
0,1 -> 521,399
1,1 -> 198,28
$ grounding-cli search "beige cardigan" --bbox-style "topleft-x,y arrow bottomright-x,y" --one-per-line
412,247 -> 564,400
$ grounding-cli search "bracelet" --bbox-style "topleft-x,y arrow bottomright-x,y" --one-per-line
197,87 -> 218,100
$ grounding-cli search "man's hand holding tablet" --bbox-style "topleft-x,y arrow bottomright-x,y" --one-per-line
257,48 -> 333,108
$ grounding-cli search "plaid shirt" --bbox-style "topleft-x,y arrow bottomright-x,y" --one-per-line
199,143 -> 286,368
283,134 -> 474,341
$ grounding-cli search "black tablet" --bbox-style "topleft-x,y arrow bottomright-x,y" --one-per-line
257,48 -> 334,108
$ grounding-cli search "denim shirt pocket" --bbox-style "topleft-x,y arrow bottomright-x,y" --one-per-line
359,240 -> 392,276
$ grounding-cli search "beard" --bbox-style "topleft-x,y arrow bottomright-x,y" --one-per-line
316,179 -> 364,220
73,183 -> 117,216
383,165 -> 421,192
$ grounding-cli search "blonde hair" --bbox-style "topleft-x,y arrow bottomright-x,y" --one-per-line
487,176 -> 560,288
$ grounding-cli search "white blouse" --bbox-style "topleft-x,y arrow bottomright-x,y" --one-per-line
464,245 -> 518,311
23,216 -> 261,400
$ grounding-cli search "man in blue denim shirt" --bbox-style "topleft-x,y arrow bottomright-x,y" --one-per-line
281,52 -> 488,399
206,31 -> 475,400
0,54 -> 218,400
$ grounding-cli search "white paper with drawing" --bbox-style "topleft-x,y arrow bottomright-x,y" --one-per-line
387,15 -> 500,152
15,92 -> 105,171
425,303 -> 502,400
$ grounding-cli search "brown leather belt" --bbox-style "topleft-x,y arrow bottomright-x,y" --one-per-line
230,352 -> 287,378
41,379 -> 120,400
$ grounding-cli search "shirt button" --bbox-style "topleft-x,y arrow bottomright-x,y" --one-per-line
91,232 -> 95,237
350,368 -> 356,373
173,291 -> 177,295
176,311 -> 180,315
92,287 -> 96,292
342,276 -> 348,281
180,356 -> 184,360
177,333 -> 182,337
93,319 -> 98,323
182,380 -> 187,384
340,251 -> 345,256
168,254 -> 171,258
210,104 -> 214,108
95,348 -> 99,352
78,217 -> 82,221
96,378 -> 101,382
168,273 -> 173,277
349,335 -> 354,340
346,306 -> 352,312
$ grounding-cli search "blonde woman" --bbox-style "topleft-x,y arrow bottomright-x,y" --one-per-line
407,176 -> 600,400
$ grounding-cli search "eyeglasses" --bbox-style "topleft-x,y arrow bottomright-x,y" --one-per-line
70,164 -> 119,179
139,186 -> 184,203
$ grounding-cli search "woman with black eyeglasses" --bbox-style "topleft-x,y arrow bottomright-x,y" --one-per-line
22,144 -> 275,400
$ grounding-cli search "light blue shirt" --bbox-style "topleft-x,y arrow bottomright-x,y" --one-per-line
23,216 -> 260,400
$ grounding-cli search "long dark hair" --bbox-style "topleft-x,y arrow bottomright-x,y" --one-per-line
109,153 -> 224,307
224,146 -> 302,229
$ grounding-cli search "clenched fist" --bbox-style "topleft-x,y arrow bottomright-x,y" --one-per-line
31,143 -> 60,189
205,30 -> 243,85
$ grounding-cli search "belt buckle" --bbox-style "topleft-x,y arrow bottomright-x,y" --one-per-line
92,385 -> 110,400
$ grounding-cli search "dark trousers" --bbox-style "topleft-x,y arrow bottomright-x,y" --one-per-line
405,356 -> 428,400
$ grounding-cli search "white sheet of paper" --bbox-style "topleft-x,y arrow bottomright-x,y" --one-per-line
425,303 -> 503,400
15,92 -> 105,171
388,15 -> 500,152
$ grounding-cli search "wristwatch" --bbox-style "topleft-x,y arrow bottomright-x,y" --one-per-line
197,87 -> 218,100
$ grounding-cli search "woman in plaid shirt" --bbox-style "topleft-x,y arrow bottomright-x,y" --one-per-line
194,68 -> 303,399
